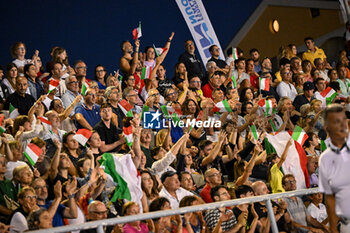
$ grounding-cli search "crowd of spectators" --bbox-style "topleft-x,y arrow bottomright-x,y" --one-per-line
0,32 -> 347,233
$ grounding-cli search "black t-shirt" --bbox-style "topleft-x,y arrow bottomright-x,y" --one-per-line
93,121 -> 120,152
254,202 -> 287,232
158,78 -> 174,96
4,92 -> 35,115
208,57 -> 227,69
178,51 -> 205,79
172,75 -> 185,88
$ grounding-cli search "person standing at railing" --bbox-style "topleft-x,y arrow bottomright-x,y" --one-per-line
318,104 -> 350,233
282,174 -> 329,233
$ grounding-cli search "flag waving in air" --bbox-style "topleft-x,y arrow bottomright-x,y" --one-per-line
292,126 -> 309,146
118,99 -> 133,117
153,44 -> 167,57
73,129 -> 93,146
141,66 -> 152,80
48,79 -> 60,94
9,104 -> 19,119
258,99 -> 276,116
132,22 -> 142,40
81,81 -> 89,96
24,143 -> 43,166
320,87 -> 337,105
123,126 -> 133,147
212,100 -> 232,113
259,77 -> 270,91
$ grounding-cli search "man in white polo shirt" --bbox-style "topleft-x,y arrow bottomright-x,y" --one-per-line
319,104 -> 350,232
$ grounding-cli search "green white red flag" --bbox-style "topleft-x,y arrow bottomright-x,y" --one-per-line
292,126 -> 308,146
258,99 -> 276,116
24,143 -> 42,166
9,104 -> 19,119
320,87 -> 337,105
132,22 -> 142,40
212,100 -> 232,113
73,128 -> 92,146
141,66 -> 152,80
118,99 -> 133,118
123,126 -> 133,147
81,81 -> 89,96
259,77 -> 270,91
48,79 -> 60,94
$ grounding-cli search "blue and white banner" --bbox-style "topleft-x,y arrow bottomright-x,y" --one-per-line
175,0 -> 225,65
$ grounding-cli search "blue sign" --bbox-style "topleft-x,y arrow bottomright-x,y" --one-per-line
143,110 -> 162,129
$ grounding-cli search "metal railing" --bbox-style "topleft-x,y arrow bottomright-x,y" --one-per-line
30,188 -> 319,233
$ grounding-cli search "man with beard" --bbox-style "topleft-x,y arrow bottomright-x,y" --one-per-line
119,40 -> 140,77
250,48 -> 261,73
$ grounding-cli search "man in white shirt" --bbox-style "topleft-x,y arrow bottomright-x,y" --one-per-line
159,171 -> 193,209
276,68 -> 297,101
319,104 -> 350,232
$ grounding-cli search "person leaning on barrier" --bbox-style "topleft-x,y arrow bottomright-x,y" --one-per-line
282,174 -> 328,233
203,185 -> 247,233
318,104 -> 350,233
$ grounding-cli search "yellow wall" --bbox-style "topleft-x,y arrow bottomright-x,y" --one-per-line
237,6 -> 343,58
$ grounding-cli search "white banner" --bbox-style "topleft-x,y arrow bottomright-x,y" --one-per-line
175,0 -> 225,65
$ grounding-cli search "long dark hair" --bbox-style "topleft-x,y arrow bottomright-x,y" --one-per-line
140,170 -> 159,199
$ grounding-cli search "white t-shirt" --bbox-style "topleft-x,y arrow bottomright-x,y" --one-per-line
307,202 -> 328,224
319,134 -> 350,219
276,81 -> 298,101
12,59 -> 32,76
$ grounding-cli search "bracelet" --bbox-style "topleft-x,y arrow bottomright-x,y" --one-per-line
167,39 -> 172,42
185,222 -> 190,225
68,193 -> 75,199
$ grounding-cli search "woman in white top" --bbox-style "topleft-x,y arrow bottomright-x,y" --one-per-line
10,42 -> 34,75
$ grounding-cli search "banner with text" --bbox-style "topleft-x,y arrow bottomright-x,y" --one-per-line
175,0 -> 225,65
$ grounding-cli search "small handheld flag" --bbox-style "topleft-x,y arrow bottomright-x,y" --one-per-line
141,66 -> 152,80
291,126 -> 308,146
259,77 -> 270,92
250,123 -> 259,141
48,79 -> 60,94
118,99 -> 133,118
9,104 -> 19,119
24,143 -> 43,166
73,129 -> 93,146
231,75 -> 237,88
81,82 -> 89,96
123,126 -> 133,147
132,22 -> 142,40
212,100 -> 232,113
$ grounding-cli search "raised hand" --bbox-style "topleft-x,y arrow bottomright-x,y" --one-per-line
53,181 -> 62,200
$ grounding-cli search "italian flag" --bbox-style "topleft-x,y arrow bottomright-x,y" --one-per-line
320,140 -> 327,152
250,123 -> 259,141
212,100 -> 232,113
38,116 -> 52,132
73,128 -> 92,146
267,131 -> 309,189
132,22 -> 142,40
141,66 -> 152,80
160,105 -> 181,124
153,44 -> 167,57
48,79 -> 60,94
24,143 -> 42,166
9,104 -> 19,119
259,77 -> 270,91
99,153 -> 143,205
231,75 -> 237,88
320,87 -> 337,105
292,126 -> 309,146
232,47 -> 239,60
123,126 -> 133,147
81,81 -> 89,96
118,99 -> 133,117
258,99 -> 276,116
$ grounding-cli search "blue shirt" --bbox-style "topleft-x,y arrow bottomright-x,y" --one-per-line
39,200 -> 66,227
75,103 -> 101,129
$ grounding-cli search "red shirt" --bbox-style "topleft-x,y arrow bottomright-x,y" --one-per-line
250,74 -> 259,89
202,83 -> 214,99
199,184 -> 213,203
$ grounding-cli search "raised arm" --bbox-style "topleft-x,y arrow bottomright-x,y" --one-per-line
201,131 -> 226,166
277,139 -> 292,169
49,139 -> 62,181
129,40 -> 140,75
60,95 -> 82,120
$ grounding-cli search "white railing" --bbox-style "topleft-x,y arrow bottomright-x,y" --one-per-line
29,188 -> 319,233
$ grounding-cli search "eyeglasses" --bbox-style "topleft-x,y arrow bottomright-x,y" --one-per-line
285,180 -> 296,185
90,86 -> 98,89
128,78 -> 136,81
96,70 -> 105,73
77,66 -> 87,70
213,48 -> 220,51
208,173 -> 221,178
68,81 -> 78,85
127,94 -> 138,97
24,195 -> 37,200
17,47 -> 25,51
87,93 -> 96,97
151,93 -> 160,97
